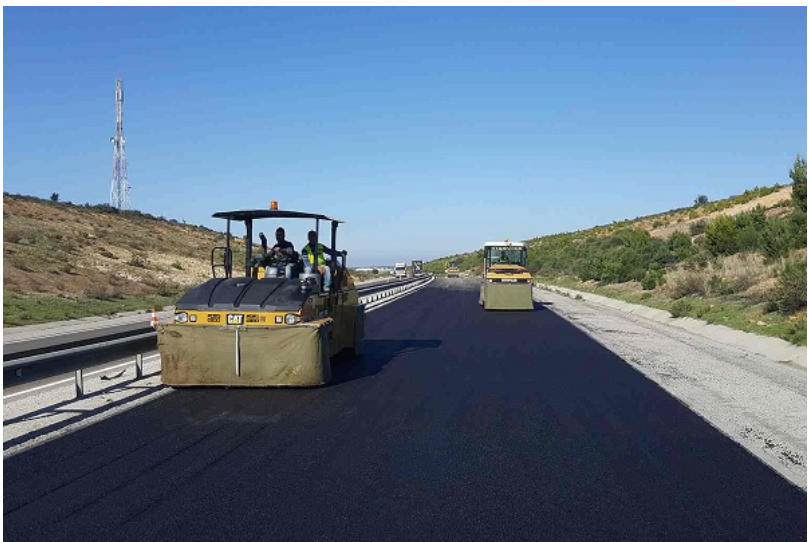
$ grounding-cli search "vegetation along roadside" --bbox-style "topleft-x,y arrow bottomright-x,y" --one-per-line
426,157 -> 807,345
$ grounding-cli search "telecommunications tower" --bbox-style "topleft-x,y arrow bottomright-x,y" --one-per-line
110,77 -> 130,210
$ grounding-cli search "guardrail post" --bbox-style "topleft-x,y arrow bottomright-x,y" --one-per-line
135,353 -> 143,379
75,369 -> 84,398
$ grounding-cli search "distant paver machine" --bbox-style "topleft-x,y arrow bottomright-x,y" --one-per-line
156,203 -> 364,387
478,240 -> 533,310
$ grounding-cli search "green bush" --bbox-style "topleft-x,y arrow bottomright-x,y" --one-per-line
791,155 -> 806,213
667,231 -> 693,260
736,227 -> 761,252
670,299 -> 695,318
641,269 -> 666,290
761,218 -> 795,260
770,260 -> 807,314
790,209 -> 806,249
733,208 -> 766,252
689,220 -> 708,236
705,215 -> 738,255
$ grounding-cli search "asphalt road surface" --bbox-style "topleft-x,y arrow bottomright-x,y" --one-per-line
4,279 -> 805,541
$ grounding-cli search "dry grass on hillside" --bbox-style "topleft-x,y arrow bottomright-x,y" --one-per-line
3,196 -> 233,299
647,186 -> 792,239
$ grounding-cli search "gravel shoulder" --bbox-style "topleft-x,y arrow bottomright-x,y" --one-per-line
533,286 -> 807,489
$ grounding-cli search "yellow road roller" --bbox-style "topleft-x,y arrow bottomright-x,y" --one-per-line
478,241 -> 533,310
446,261 -> 460,278
157,206 -> 363,387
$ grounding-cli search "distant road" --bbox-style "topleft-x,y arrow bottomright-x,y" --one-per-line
4,278 -> 805,541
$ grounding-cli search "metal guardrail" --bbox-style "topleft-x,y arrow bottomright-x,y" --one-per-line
6,275 -> 434,400
359,275 -> 432,307
4,275 -> 433,373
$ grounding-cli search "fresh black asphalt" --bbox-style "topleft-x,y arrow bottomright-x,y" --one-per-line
4,280 -> 805,541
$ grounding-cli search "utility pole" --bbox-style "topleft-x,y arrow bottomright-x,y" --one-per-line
110,77 -> 130,210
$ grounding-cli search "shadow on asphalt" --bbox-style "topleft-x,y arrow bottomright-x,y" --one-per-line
3,377 -> 166,451
331,339 -> 442,386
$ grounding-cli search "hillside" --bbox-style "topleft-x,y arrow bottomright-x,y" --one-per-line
426,158 -> 807,345
3,195 -> 240,326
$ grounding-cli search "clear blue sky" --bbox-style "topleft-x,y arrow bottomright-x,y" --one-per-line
4,8 -> 806,267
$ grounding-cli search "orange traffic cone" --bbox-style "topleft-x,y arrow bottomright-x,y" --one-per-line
150,308 -> 158,328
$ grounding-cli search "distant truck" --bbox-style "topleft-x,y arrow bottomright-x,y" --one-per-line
394,262 -> 407,279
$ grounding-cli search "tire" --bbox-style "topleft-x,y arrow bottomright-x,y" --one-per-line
348,305 -> 365,358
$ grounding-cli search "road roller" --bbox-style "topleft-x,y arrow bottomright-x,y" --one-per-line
157,204 -> 364,387
478,240 -> 534,310
445,261 -> 460,278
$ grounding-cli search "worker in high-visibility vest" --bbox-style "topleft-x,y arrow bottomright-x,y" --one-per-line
301,230 -> 345,292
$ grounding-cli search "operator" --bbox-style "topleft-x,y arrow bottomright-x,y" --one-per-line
271,227 -> 296,279
301,230 -> 345,292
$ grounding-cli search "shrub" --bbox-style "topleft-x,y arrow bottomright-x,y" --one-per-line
641,269 -> 666,290
791,155 -> 806,213
736,226 -> 761,252
705,215 -> 738,255
667,231 -> 693,260
50,192 -> 59,202
689,220 -> 708,236
761,218 -> 794,260
694,195 -> 709,206
128,253 -> 148,268
155,281 -> 182,297
667,268 -> 709,298
734,208 -> 766,252
769,259 -> 807,314
171,261 -> 184,270
670,299 -> 695,318
790,209 -> 806,249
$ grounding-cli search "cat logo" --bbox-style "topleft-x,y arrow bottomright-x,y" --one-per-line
226,314 -> 244,325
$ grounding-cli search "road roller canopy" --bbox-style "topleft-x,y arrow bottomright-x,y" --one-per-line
483,241 -> 525,248
210,206 -> 346,280
212,210 -> 343,223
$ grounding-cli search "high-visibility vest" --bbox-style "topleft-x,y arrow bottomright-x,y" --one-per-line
302,243 -> 327,266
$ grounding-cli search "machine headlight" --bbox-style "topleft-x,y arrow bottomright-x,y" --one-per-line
284,313 -> 300,325
174,312 -> 189,323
